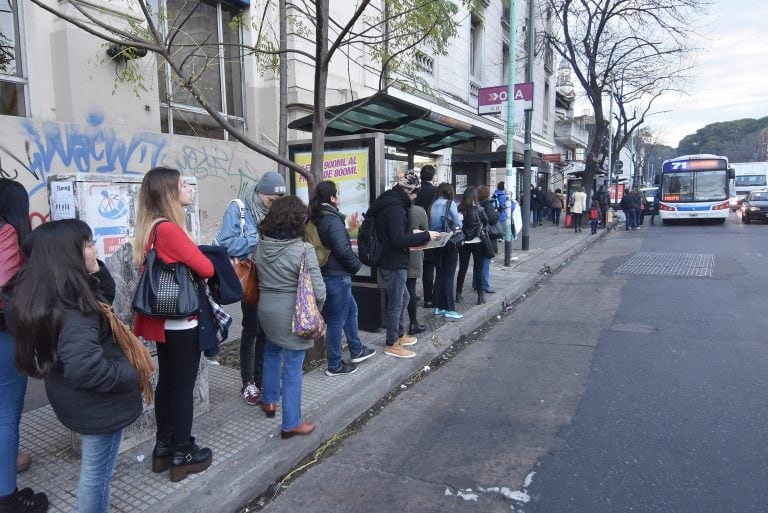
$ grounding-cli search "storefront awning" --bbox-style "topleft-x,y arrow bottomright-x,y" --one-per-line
289,92 -> 497,153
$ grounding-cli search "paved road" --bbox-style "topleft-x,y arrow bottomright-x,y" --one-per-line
253,212 -> 768,513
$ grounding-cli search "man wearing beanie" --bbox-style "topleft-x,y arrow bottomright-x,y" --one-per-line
370,170 -> 438,358
217,170 -> 286,405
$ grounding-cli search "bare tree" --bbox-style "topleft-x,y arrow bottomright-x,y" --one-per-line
541,0 -> 710,198
28,0 -> 473,193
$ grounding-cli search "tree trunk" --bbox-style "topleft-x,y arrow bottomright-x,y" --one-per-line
278,0 -> 288,175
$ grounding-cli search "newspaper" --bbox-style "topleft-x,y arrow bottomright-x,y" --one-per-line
410,231 -> 453,251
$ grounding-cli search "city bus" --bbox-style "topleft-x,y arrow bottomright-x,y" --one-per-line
657,154 -> 734,224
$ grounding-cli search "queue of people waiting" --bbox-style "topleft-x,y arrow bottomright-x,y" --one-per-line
0,166 -> 514,513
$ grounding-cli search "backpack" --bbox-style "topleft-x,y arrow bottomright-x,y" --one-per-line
212,199 -> 246,245
303,220 -> 330,268
491,192 -> 502,213
356,208 -> 383,268
589,207 -> 599,220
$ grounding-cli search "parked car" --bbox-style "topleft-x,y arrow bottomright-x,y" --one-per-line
740,190 -> 768,224
641,187 -> 658,216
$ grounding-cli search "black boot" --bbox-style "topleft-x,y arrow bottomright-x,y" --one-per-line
0,488 -> 48,513
170,437 -> 212,482
408,322 -> 426,335
152,433 -> 174,473
477,290 -> 486,305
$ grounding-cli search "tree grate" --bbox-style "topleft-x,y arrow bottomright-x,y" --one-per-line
614,252 -> 714,277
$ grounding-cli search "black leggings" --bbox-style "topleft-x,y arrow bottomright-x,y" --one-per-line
155,328 -> 201,444
456,243 -> 485,296
406,277 -> 418,324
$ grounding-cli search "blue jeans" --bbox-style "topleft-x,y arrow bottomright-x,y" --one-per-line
322,275 -> 363,370
77,429 -> 122,513
0,330 -> 27,496
471,258 -> 491,292
378,269 -> 408,345
262,340 -> 305,431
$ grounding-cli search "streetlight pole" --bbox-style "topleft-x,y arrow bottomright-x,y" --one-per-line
521,0 -> 534,251
503,0 -> 518,266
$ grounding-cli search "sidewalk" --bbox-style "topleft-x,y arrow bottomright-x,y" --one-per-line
17,221 -> 611,513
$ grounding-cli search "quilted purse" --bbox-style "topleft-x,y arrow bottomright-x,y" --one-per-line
291,247 -> 326,339
132,222 -> 199,318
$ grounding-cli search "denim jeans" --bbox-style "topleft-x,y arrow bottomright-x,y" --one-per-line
433,246 -> 458,312
322,275 -> 363,370
240,301 -> 265,386
262,340 -> 305,431
378,268 -> 408,345
0,330 -> 27,496
552,208 -> 562,226
77,429 -> 122,513
472,258 -> 491,292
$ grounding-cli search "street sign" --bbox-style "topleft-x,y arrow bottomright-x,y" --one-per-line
478,83 -> 534,115
542,153 -> 561,163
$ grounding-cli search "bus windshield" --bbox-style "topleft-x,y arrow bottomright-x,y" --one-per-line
661,170 -> 727,202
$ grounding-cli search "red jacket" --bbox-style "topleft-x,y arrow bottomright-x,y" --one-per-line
133,222 -> 214,343
0,223 -> 24,312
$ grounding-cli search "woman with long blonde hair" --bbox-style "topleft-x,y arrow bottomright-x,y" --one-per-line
132,167 -> 215,482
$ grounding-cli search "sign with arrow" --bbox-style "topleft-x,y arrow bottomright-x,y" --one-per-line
478,83 -> 534,115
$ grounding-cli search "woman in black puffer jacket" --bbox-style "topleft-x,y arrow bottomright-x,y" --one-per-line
456,186 -> 489,305
8,219 -> 142,513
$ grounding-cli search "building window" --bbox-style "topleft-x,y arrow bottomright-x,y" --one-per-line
0,0 -> 27,117
156,0 -> 245,140
543,81 -> 551,132
470,15 -> 482,79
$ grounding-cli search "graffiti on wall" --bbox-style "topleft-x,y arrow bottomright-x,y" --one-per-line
0,113 -> 269,233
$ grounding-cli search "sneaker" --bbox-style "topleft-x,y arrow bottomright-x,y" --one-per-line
384,344 -> 415,359
325,361 -> 358,376
444,311 -> 464,321
397,335 -> 417,346
350,346 -> 376,363
434,308 -> 445,316
241,382 -> 261,406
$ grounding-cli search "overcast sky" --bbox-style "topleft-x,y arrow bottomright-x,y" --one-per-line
644,0 -> 768,148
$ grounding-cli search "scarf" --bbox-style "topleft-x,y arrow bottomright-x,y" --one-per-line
100,303 -> 155,404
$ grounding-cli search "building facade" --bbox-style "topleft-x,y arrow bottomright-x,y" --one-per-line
1,0 -> 560,233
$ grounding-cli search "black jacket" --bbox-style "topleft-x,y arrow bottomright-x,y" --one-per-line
372,186 -> 430,270
315,204 -> 362,277
480,199 -> 500,253
461,204 -> 489,240
415,180 -> 438,209
199,244 -> 243,305
46,309 -> 142,435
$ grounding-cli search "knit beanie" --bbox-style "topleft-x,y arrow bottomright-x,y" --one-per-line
255,171 -> 287,195
397,170 -> 421,194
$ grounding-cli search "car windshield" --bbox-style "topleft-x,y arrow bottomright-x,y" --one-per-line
750,193 -> 768,201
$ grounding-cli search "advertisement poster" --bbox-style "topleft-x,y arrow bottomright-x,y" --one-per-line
82,183 -> 131,260
293,148 -> 370,238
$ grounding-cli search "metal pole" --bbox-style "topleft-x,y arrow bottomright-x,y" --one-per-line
503,0 -> 518,266
521,0 -> 534,251
608,82 -> 615,204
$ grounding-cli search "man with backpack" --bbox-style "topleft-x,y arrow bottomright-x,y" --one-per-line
216,171 -> 285,405
370,171 -> 438,359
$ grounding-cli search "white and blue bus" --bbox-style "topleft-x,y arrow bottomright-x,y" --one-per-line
658,154 -> 735,224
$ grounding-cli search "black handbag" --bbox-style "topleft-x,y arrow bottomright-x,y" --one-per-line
478,228 -> 496,258
132,222 -> 199,318
487,221 -> 504,239
442,201 -> 465,249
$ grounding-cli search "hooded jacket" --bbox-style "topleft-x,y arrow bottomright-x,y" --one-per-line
371,186 -> 430,270
254,238 -> 326,350
314,204 -> 362,277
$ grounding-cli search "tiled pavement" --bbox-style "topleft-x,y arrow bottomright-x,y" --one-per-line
17,221 -> 613,513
